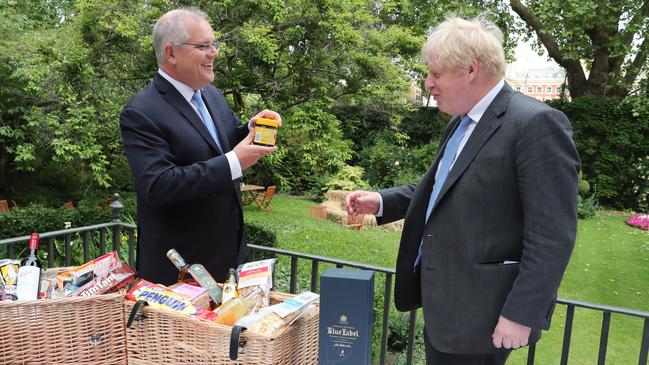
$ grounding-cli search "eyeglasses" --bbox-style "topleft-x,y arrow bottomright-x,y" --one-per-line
182,41 -> 221,53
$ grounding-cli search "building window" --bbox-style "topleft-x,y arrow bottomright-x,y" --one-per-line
516,86 -> 521,91
547,86 -> 552,93
527,86 -> 532,93
536,86 -> 542,93
415,90 -> 422,102
557,86 -> 562,93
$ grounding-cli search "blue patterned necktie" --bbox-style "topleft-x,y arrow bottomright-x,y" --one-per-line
414,115 -> 473,268
192,90 -> 224,152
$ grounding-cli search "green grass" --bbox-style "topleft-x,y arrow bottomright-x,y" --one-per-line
244,195 -> 649,365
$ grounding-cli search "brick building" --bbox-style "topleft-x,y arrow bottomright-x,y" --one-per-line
505,66 -> 570,101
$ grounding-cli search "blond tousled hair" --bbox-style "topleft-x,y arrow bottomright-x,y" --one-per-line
421,16 -> 505,77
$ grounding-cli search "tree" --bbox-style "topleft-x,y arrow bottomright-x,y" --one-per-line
510,0 -> 649,98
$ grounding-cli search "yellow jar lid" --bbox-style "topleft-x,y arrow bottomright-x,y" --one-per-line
255,118 -> 280,128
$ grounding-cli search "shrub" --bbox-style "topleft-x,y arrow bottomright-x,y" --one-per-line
578,195 -> 598,219
549,96 -> 649,210
245,221 -> 278,261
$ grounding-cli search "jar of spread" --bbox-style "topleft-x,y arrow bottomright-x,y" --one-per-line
253,118 -> 279,146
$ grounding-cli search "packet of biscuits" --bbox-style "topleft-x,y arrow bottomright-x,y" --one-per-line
238,291 -> 319,337
54,252 -> 136,297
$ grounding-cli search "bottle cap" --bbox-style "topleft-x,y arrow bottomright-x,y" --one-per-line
255,118 -> 280,128
28,233 -> 40,250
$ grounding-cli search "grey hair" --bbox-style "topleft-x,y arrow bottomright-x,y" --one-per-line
153,8 -> 210,66
420,16 -> 506,77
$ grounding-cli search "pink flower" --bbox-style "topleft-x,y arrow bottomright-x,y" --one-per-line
626,214 -> 649,230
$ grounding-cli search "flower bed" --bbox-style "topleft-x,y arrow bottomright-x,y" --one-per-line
626,213 -> 649,230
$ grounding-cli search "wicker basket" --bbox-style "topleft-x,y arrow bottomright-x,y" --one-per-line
125,292 -> 319,365
0,292 -> 127,365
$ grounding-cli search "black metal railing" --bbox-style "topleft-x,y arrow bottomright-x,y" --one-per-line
1,194 -> 648,365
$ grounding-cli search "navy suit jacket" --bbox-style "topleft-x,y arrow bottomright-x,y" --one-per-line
378,83 -> 580,353
120,73 -> 250,285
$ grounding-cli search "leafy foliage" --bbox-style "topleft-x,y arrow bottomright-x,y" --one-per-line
507,0 -> 648,98
549,96 -> 649,210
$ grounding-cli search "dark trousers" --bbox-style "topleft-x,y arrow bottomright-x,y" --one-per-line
424,331 -> 511,365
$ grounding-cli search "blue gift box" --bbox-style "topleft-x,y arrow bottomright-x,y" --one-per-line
319,268 -> 375,365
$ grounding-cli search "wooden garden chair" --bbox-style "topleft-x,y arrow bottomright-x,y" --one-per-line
0,200 -> 9,213
253,186 -> 276,211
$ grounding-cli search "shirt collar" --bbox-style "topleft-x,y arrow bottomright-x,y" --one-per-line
466,79 -> 505,123
158,69 -> 196,105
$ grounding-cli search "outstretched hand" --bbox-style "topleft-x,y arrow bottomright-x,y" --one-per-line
233,129 -> 277,170
345,190 -> 381,219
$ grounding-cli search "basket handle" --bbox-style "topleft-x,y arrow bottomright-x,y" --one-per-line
126,300 -> 149,328
229,325 -> 247,360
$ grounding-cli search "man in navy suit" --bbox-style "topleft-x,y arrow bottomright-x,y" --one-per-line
120,8 -> 280,285
346,17 -> 580,364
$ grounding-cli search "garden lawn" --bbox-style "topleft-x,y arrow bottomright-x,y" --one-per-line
244,195 -> 649,365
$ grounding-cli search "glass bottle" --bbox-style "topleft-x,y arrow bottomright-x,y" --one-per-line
166,248 -> 191,283
221,268 -> 239,304
213,286 -> 263,326
166,248 -> 223,306
16,233 -> 43,300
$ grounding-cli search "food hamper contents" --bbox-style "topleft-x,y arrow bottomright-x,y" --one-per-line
0,250 -> 136,302
241,291 -> 319,336
126,252 -> 319,336
54,252 -> 136,297
166,248 -> 223,306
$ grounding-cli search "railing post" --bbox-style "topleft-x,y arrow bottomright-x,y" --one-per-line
598,311 -> 611,365
527,342 -> 536,365
110,193 -> 124,222
128,230 -> 136,267
380,273 -> 393,365
110,193 -> 124,254
639,318 -> 649,365
406,310 -> 417,365
561,304 -> 575,365
289,256 -> 298,294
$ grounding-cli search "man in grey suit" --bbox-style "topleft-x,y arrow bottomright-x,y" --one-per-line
346,17 -> 580,364
120,8 -> 280,285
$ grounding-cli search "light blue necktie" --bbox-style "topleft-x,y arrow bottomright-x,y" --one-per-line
414,115 -> 473,268
192,90 -> 224,152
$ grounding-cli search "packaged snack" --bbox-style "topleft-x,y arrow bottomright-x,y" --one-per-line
169,282 -> 210,309
0,259 -> 20,301
54,252 -> 135,297
127,279 -> 199,316
242,291 -> 319,336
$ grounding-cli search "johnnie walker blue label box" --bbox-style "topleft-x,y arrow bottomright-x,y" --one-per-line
319,268 -> 375,365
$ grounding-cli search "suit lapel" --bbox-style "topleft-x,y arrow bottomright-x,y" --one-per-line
153,74 -> 223,153
432,83 -> 514,211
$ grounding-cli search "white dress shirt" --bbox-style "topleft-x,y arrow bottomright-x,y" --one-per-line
158,69 -> 243,180
376,79 -> 505,216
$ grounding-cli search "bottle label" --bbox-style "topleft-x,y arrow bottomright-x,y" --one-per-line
16,266 -> 40,301
189,264 -> 223,306
253,125 -> 278,146
222,284 -> 237,303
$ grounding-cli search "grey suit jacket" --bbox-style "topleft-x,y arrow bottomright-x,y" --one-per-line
379,83 -> 580,353
120,73 -> 250,285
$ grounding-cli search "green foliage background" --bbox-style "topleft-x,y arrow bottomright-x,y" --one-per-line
0,0 -> 648,210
